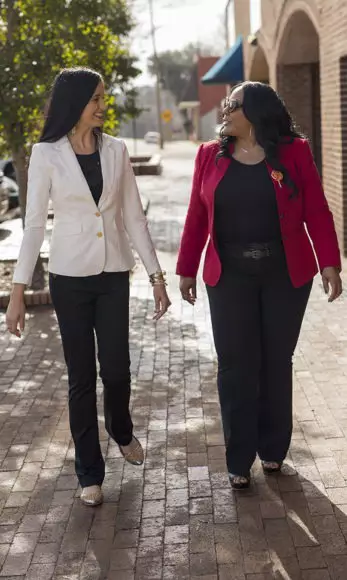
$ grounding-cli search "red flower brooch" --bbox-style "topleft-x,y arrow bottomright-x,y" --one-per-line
271,170 -> 283,188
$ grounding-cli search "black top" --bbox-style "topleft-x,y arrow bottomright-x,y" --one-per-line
214,158 -> 282,248
75,150 -> 103,206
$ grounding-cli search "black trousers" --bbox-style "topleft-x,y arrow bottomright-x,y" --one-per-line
206,255 -> 312,477
49,271 -> 132,488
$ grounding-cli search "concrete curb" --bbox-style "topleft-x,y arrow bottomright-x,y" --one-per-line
131,154 -> 162,176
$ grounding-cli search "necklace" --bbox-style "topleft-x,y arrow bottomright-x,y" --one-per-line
240,143 -> 257,154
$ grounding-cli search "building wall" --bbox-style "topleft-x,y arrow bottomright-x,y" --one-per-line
200,109 -> 219,142
240,0 -> 347,254
197,58 -> 227,117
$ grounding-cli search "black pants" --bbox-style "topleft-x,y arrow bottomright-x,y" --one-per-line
49,271 -> 132,488
206,255 -> 312,477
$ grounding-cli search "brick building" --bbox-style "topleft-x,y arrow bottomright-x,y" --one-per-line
204,0 -> 347,256
179,57 -> 227,142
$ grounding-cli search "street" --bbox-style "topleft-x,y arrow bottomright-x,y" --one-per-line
0,140 -> 347,579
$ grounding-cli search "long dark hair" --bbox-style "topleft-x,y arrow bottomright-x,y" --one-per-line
40,67 -> 103,144
217,81 -> 304,196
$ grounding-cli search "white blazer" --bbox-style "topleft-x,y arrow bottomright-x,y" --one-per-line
13,134 -> 161,285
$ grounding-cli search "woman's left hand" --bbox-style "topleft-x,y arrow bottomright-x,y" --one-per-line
321,267 -> 343,302
153,284 -> 171,320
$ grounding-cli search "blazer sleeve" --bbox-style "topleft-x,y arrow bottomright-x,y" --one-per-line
12,144 -> 51,286
299,139 -> 341,271
121,141 -> 161,276
176,144 -> 208,277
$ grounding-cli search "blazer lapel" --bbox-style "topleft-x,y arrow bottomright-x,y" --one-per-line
205,152 -> 231,206
56,137 -> 95,203
55,135 -> 115,210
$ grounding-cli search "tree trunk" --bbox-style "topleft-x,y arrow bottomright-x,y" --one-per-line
11,147 -> 45,290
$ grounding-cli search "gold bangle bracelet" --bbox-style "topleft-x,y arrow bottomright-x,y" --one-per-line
149,271 -> 167,285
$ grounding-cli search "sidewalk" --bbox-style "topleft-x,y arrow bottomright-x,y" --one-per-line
0,140 -> 347,579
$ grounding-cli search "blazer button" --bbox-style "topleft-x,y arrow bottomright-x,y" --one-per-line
97,232 -> 103,238
95,212 -> 101,217
279,213 -> 284,219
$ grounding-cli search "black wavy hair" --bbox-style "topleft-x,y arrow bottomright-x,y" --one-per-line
40,67 -> 103,144
217,81 -> 304,197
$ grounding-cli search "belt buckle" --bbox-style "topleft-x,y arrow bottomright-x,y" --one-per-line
249,248 -> 263,260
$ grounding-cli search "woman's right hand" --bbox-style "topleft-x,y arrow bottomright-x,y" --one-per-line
6,294 -> 26,338
179,276 -> 197,305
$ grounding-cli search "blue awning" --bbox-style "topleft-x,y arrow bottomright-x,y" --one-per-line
201,36 -> 244,85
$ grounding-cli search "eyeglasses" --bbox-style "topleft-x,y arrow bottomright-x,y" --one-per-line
223,99 -> 243,114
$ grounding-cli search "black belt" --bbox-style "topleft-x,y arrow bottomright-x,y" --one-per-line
225,241 -> 284,260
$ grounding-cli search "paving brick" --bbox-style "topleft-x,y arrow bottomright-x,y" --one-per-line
137,535 -> 163,559
25,563 -> 56,580
0,552 -> 33,576
11,531 -> 39,553
135,556 -> 162,579
32,542 -> 60,564
189,497 -> 213,515
301,571 -> 331,580
162,565 -> 189,579
189,480 -> 212,498
107,572 -> 134,580
163,543 -> 188,566
243,551 -> 272,575
113,530 -> 139,549
166,488 -> 188,507
189,550 -> 218,576
296,546 -> 327,570
218,564 -> 246,580
165,505 -> 189,526
109,548 -> 136,570
164,524 -> 189,545
142,500 -> 165,519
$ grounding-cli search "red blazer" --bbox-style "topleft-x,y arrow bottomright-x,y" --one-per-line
176,138 -> 341,288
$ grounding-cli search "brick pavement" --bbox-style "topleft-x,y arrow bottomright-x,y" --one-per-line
0,140 -> 347,579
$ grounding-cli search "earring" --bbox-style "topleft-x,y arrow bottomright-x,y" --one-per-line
69,125 -> 77,137
249,126 -> 253,138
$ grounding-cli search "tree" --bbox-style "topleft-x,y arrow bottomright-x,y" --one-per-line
147,43 -> 201,105
0,0 -> 140,288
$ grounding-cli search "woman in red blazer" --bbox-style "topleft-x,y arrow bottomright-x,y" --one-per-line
177,81 -> 342,489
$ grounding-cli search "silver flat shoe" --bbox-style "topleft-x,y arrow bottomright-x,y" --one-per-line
80,485 -> 103,506
119,435 -> 144,466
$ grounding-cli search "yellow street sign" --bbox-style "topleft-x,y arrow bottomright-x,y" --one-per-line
161,109 -> 172,123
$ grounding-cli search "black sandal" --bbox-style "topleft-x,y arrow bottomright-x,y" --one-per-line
261,461 -> 282,474
229,474 -> 251,490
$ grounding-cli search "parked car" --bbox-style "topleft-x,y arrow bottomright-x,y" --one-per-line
0,159 -> 16,182
0,170 -> 19,215
144,131 -> 160,144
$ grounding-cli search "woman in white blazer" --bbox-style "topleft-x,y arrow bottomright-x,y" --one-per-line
6,67 -> 171,507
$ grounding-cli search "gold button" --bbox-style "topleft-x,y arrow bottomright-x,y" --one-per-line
95,212 -> 101,217
97,232 -> 103,238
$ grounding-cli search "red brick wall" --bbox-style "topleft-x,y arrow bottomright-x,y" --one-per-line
197,58 -> 227,117
277,63 -> 322,174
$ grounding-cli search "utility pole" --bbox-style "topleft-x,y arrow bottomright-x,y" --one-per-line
148,0 -> 164,149
224,0 -> 232,51
224,0 -> 233,97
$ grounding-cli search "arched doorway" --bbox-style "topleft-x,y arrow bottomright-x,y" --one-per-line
249,45 -> 269,84
276,9 -> 321,172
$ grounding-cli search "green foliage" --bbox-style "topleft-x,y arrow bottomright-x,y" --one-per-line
147,43 -> 200,104
0,0 -> 141,154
